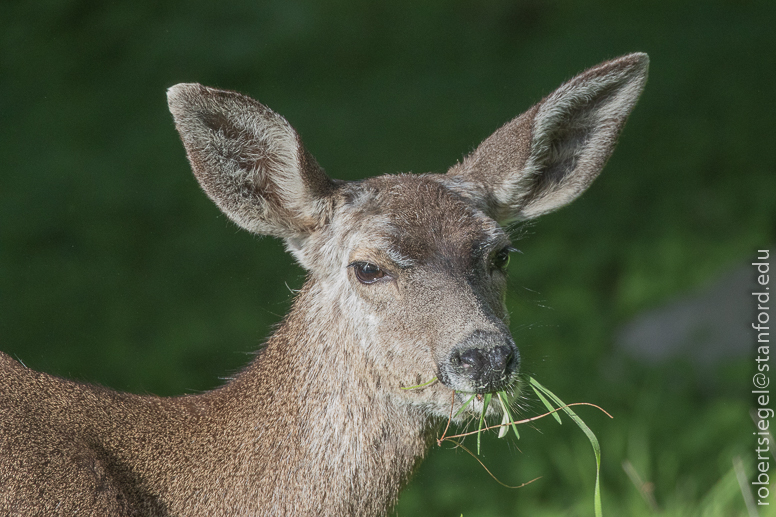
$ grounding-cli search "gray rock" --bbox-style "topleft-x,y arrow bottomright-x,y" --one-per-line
616,262 -> 766,366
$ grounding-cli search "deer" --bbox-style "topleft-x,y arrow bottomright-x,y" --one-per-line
0,53 -> 648,516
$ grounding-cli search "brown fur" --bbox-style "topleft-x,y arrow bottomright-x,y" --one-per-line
0,54 -> 647,516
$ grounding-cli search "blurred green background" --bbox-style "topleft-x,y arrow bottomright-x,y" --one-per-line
1,1 -> 774,515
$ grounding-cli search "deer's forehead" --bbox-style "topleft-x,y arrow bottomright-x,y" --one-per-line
336,175 -> 505,263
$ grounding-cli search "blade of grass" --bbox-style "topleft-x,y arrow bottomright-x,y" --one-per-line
529,377 -> 603,517
733,456 -> 758,517
454,393 -> 476,418
400,377 -> 438,390
497,393 -> 510,439
534,386 -> 562,425
477,393 -> 492,455
496,391 -> 520,440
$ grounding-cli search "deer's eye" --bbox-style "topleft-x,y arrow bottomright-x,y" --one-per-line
350,262 -> 387,284
492,247 -> 512,270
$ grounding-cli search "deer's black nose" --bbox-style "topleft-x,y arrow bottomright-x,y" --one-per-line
446,331 -> 519,393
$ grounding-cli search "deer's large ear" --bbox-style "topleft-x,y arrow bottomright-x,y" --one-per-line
167,84 -> 337,240
446,53 -> 648,224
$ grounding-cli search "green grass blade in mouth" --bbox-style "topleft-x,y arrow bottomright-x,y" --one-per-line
454,393 -> 477,418
496,391 -> 520,440
477,393 -> 492,455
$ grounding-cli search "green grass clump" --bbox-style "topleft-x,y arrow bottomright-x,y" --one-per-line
418,376 -> 609,516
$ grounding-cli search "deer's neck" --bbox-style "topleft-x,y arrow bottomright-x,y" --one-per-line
205,278 -> 433,516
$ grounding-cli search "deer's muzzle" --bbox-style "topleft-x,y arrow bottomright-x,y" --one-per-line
440,330 -> 519,393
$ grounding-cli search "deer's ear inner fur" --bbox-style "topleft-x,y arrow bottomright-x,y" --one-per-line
446,52 -> 649,224
167,83 -> 337,240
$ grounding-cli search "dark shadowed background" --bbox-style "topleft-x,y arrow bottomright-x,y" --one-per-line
2,1 -> 774,515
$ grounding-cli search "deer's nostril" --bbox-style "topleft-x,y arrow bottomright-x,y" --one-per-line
490,345 -> 513,371
459,349 -> 485,371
